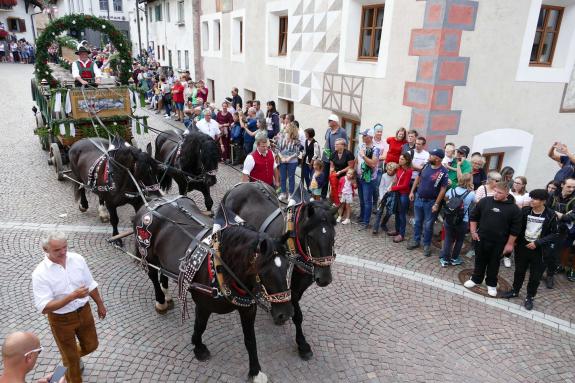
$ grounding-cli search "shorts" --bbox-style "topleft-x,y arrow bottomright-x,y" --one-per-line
175,102 -> 184,111
340,193 -> 353,204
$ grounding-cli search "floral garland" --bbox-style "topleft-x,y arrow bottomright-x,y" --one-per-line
35,14 -> 132,87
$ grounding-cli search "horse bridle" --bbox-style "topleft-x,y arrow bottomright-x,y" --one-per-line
292,204 -> 336,268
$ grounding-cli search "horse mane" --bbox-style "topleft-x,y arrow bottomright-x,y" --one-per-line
218,225 -> 277,284
180,131 -> 220,174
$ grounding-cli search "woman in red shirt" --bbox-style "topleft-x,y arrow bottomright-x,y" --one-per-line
385,127 -> 407,164
216,101 -> 235,163
388,152 -> 413,243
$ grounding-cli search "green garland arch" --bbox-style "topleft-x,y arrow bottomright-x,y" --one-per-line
35,14 -> 132,86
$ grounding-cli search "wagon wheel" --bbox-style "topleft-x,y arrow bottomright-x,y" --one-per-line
49,143 -> 64,181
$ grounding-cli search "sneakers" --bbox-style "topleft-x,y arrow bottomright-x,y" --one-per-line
357,225 -> 368,232
524,296 -> 534,311
278,193 -> 287,202
463,279 -> 476,288
406,240 -> 420,250
423,245 -> 431,257
567,269 -> 575,282
450,257 -> 463,266
487,286 -> 497,297
393,235 -> 404,243
439,258 -> 449,267
545,275 -> 554,289
502,289 -> 518,299
336,216 -> 342,223
503,256 -> 511,268
341,218 -> 350,225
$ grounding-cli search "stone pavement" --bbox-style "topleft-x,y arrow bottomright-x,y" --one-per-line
1,63 -> 574,382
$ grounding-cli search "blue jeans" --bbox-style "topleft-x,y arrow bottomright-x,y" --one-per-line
394,194 -> 409,237
413,196 -> 437,246
358,177 -> 379,226
279,162 -> 298,194
243,141 -> 254,155
440,222 -> 469,261
372,171 -> 383,208
302,163 -> 313,190
321,161 -> 330,199
164,99 -> 172,115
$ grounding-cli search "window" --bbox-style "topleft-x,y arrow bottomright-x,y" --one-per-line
202,21 -> 209,51
6,18 -> 26,33
157,45 -> 160,59
168,50 -> 173,68
155,5 -> 162,22
207,79 -> 215,103
483,152 -> 505,172
149,6 -> 153,22
177,0 -> 185,24
99,0 -> 108,12
177,50 -> 181,69
214,20 -> 221,51
278,99 -> 294,115
244,89 -> 256,104
184,50 -> 189,69
358,4 -> 385,60
162,45 -> 165,61
342,117 -> 360,153
278,16 -> 288,56
232,16 -> 244,55
166,2 -> 170,22
530,5 -> 563,66
112,0 -> 121,12
240,20 -> 243,53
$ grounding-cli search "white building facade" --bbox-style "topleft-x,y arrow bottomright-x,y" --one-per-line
139,0 -> 197,75
195,0 -> 575,188
0,0 -> 40,43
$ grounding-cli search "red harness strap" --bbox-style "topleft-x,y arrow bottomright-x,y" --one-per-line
294,204 -> 311,262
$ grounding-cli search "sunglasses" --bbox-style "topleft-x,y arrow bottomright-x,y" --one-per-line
24,346 -> 43,357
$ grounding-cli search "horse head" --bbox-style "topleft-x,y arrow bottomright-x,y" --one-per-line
128,142 -> 161,197
219,226 -> 293,324
295,200 -> 338,287
180,131 -> 219,187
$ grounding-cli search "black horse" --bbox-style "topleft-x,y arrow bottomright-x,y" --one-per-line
133,197 -> 293,382
68,137 -> 160,244
154,129 -> 219,214
222,181 -> 337,360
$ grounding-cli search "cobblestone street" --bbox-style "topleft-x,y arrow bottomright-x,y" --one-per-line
1,64 -> 575,382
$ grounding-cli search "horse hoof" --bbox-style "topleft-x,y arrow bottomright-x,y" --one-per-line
100,215 -> 110,223
112,239 -> 123,247
298,349 -> 313,361
250,372 -> 268,383
193,347 -> 211,361
79,204 -> 88,212
155,301 -> 169,314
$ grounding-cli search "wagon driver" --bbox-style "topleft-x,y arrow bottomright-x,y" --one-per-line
72,43 -> 102,87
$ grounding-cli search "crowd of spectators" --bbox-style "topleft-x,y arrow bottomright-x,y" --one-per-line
0,25 -> 35,64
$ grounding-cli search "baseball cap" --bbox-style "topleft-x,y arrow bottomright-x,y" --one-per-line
456,145 -> 470,157
429,148 -> 445,159
328,114 -> 339,123
360,128 -> 375,137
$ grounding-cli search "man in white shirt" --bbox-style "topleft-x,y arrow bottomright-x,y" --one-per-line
242,136 -> 279,186
196,109 -> 221,140
411,137 -> 430,180
71,44 -> 102,87
31,232 -> 106,383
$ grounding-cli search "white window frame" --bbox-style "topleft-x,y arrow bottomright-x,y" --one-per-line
184,50 -> 190,69
230,8 -> 246,62
177,0 -> 185,25
166,1 -> 171,22
516,0 -> 575,83
213,19 -> 221,52
265,1 -> 289,66
112,0 -> 122,12
177,50 -> 181,69
200,12 -> 223,58
338,0 -> 395,78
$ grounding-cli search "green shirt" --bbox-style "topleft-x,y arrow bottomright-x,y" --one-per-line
448,159 -> 471,188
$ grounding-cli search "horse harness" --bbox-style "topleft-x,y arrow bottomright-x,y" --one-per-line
161,133 -> 216,185
87,153 -> 116,192
135,196 -> 290,320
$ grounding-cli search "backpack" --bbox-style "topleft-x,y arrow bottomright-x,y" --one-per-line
442,189 -> 471,226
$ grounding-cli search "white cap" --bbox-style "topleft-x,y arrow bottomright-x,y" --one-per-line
328,114 -> 339,124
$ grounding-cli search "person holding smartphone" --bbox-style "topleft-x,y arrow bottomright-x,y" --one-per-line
447,145 -> 472,189
32,232 -> 107,383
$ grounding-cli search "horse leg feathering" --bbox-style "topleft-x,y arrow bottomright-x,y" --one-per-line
98,204 -> 109,223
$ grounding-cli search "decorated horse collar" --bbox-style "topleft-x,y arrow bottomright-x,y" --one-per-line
87,154 -> 116,192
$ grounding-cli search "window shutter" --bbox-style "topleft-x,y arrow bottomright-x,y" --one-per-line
18,19 -> 26,32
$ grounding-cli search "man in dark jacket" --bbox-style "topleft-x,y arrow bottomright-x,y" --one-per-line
464,181 -> 522,297
546,177 -> 575,282
502,189 -> 558,310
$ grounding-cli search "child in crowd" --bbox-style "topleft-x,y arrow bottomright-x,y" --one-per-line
373,162 -> 398,234
337,169 -> 357,224
309,160 -> 326,201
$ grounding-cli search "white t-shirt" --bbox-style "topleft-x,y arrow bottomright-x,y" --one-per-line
525,213 -> 545,243
411,149 -> 430,179
511,191 -> 531,209
378,172 -> 396,202
32,252 -> 98,314
71,59 -> 103,79
196,119 -> 220,140
242,150 -> 278,175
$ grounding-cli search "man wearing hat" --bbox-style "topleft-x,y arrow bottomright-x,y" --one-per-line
356,128 -> 381,230
408,148 -> 449,256
447,145 -> 471,189
321,113 -> 348,200
71,43 -> 102,87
